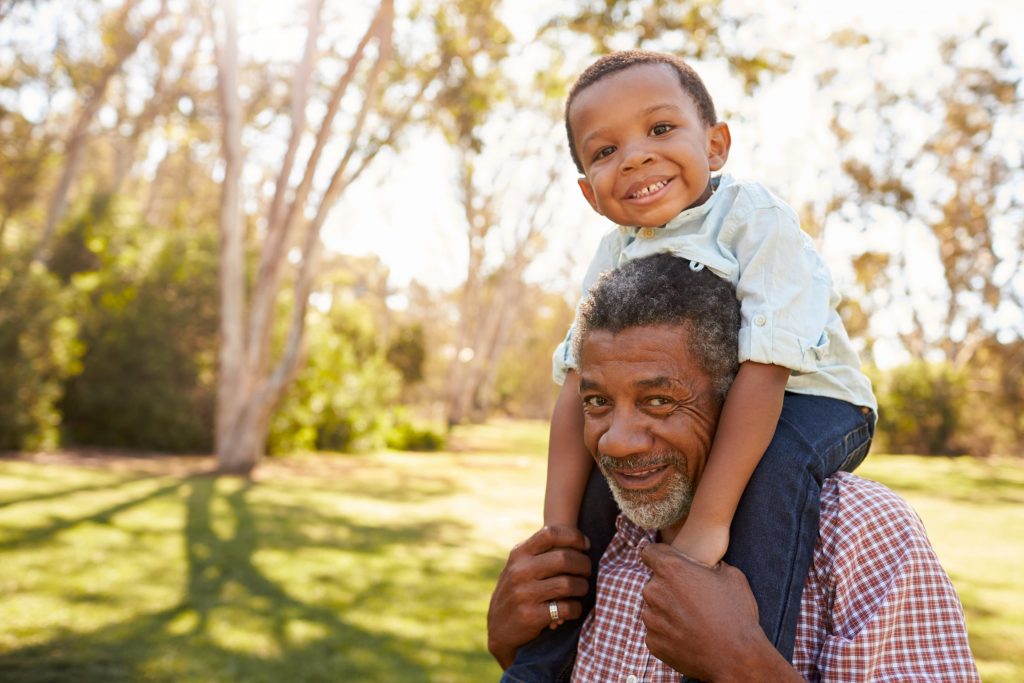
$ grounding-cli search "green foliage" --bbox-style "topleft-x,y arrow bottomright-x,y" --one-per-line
957,339 -> 1024,458
386,323 -> 426,386
870,361 -> 968,455
58,200 -> 219,453
385,410 -> 446,452
492,291 -> 573,419
268,304 -> 403,454
870,340 -> 1024,458
0,263 -> 81,451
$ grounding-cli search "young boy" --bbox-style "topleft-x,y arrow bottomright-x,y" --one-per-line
508,50 -> 877,679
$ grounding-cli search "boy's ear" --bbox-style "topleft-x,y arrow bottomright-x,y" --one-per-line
706,121 -> 731,171
578,177 -> 601,214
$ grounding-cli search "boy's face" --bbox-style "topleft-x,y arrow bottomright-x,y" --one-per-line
569,63 -> 731,228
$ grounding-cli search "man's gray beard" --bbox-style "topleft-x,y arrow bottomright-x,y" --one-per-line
597,452 -> 695,531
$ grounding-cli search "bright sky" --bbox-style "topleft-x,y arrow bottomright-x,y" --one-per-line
324,0 -> 1024,302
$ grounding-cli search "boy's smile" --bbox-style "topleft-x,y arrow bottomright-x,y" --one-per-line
569,63 -> 731,228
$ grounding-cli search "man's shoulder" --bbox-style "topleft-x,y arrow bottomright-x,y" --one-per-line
817,472 -> 932,567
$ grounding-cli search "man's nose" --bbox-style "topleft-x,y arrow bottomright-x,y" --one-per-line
598,408 -> 653,459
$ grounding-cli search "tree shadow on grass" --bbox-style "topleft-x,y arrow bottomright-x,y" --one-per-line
0,479 -> 188,551
0,474 -> 501,682
0,473 -> 161,509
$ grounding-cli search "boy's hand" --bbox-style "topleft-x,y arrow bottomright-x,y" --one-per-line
640,543 -> 803,682
668,521 -> 729,568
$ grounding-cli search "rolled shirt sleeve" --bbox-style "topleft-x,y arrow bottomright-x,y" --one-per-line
730,203 -> 834,373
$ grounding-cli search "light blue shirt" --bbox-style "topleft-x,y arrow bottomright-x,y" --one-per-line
553,174 -> 877,411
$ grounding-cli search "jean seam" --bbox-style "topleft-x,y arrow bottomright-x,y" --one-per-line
770,472 -> 814,656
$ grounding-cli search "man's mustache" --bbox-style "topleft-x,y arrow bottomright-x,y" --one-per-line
598,451 -> 686,472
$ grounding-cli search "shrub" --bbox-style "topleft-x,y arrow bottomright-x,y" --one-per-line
871,360 -> 967,455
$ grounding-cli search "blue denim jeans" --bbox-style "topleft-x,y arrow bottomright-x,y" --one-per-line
501,393 -> 875,682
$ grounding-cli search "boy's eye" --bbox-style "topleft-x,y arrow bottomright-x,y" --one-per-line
582,395 -> 609,408
650,123 -> 673,136
592,146 -> 615,161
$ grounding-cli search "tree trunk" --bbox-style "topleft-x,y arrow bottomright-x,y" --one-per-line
212,0 -> 250,474
210,0 -> 396,473
33,0 -> 166,264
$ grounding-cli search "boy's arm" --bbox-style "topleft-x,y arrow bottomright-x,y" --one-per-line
544,370 -> 594,529
670,361 -> 790,566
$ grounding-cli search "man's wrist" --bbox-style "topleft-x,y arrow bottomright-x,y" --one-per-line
487,636 -> 516,671
713,631 -> 801,683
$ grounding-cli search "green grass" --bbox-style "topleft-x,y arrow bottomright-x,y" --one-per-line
1,421 -> 1021,682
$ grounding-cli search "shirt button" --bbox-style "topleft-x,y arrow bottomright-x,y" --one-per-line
640,227 -> 655,238
626,676 -> 639,683
754,314 -> 767,327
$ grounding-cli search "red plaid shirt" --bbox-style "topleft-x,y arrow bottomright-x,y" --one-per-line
572,473 -> 979,682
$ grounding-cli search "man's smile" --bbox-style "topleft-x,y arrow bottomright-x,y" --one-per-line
600,455 -> 675,491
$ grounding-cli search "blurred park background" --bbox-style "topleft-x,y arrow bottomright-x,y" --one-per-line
1,0 -> 1022,680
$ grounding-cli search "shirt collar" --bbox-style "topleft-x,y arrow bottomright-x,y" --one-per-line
615,513 -> 659,550
618,173 -> 730,237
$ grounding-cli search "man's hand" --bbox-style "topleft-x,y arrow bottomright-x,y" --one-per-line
487,525 -> 592,669
640,543 -> 801,682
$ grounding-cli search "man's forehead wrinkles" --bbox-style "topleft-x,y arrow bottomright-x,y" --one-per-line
635,376 -> 681,390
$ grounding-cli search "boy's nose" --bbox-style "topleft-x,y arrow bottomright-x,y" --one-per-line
620,143 -> 654,172
598,409 -> 653,459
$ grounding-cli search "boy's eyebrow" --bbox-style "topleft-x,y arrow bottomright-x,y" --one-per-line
641,103 -> 682,116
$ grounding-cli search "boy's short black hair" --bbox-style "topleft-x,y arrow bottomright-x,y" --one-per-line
565,50 -> 718,174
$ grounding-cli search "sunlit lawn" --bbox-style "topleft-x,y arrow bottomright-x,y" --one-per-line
1,419 -> 1021,682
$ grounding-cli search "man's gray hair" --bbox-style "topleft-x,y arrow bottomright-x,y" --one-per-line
572,254 -> 740,396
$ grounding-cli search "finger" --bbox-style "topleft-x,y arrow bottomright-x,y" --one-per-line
640,542 -> 677,569
642,543 -> 717,572
532,547 -> 593,578
537,574 -> 590,601
544,598 -> 585,627
519,525 -> 591,556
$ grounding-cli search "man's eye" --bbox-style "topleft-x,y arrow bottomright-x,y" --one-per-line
592,146 -> 615,161
582,395 -> 608,408
651,123 -> 673,136
646,397 -> 673,407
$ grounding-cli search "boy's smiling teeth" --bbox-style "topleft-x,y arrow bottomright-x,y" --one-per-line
630,179 -> 669,199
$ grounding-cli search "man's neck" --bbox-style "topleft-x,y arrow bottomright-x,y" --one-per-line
655,517 -> 686,545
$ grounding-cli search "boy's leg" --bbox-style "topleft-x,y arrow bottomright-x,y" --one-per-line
722,393 -> 874,659
501,468 -> 618,683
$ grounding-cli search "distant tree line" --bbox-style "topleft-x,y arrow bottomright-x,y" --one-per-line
0,1 -> 1020,463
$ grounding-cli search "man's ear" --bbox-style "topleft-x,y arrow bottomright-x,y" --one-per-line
706,122 -> 731,172
578,177 -> 601,214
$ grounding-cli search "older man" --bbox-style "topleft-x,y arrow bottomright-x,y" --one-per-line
488,254 -> 978,682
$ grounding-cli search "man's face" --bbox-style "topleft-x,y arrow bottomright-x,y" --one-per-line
569,63 -> 730,228
578,325 -> 722,535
